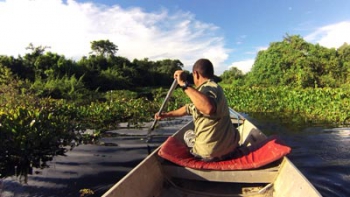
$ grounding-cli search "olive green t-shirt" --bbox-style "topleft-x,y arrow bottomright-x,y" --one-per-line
185,79 -> 240,159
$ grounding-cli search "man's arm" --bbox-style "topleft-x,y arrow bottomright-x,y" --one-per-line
183,87 -> 216,115
173,70 -> 216,116
155,105 -> 187,120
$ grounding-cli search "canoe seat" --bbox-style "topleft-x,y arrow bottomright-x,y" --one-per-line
158,135 -> 291,170
162,162 -> 280,183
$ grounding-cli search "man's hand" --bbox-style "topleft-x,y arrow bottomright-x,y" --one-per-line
154,112 -> 163,120
174,70 -> 187,86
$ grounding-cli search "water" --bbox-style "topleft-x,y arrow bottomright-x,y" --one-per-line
284,128 -> 350,197
245,113 -> 350,197
1,115 -> 349,197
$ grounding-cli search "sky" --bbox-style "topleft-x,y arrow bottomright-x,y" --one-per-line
0,0 -> 350,75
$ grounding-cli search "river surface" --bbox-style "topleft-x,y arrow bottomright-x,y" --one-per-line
1,114 -> 349,197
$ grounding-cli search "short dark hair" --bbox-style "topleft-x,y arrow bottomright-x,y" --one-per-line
192,58 -> 214,78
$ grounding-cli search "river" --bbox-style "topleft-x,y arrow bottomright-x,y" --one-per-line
0,114 -> 349,197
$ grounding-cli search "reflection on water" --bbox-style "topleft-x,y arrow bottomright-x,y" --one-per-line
1,115 -> 349,197
285,128 -> 350,197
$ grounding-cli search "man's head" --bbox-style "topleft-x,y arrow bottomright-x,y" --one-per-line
192,58 -> 214,86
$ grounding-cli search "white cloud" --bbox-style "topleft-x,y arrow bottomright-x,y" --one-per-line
226,47 -> 265,74
256,46 -> 268,52
0,0 -> 229,71
228,59 -> 255,74
305,21 -> 350,48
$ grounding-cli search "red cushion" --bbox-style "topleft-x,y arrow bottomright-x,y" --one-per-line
158,136 -> 291,170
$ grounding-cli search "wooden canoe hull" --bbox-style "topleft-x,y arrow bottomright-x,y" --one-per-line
103,110 -> 321,197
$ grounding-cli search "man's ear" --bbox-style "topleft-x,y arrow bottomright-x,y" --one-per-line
194,71 -> 200,80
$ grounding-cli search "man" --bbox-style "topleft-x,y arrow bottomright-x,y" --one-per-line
155,58 -> 240,162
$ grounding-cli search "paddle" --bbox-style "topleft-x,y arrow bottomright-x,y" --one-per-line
146,79 -> 178,143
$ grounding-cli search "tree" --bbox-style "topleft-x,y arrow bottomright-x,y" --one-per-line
154,59 -> 183,85
23,43 -> 51,80
337,43 -> 350,86
220,67 -> 243,84
90,40 -> 118,57
0,63 -> 15,85
246,34 -> 345,88
25,43 -> 50,58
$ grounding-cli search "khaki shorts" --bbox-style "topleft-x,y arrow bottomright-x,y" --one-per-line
183,129 -> 235,162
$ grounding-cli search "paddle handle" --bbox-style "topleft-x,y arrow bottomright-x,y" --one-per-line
148,79 -> 178,133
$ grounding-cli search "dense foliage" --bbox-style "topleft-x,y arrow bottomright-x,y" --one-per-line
0,40 -> 183,101
1,36 -> 350,181
223,35 -> 350,88
0,78 -> 173,181
223,86 -> 350,125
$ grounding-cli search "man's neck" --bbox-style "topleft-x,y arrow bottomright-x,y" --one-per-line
196,78 -> 210,88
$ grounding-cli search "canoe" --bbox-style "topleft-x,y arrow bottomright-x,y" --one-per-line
102,108 -> 322,197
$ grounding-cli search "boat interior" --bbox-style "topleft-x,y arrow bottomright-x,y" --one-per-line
157,114 -> 279,197
102,109 -> 321,197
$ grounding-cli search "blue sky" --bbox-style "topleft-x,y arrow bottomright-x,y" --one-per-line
0,0 -> 349,75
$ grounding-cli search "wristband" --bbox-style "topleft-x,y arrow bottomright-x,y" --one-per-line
181,81 -> 189,90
